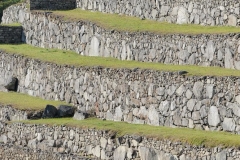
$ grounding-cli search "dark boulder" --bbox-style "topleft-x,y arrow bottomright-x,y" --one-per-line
57,105 -> 75,117
178,71 -> 188,75
4,77 -> 18,91
42,105 -> 58,118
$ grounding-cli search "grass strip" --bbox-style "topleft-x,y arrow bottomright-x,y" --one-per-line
1,44 -> 240,77
0,91 -> 70,110
53,9 -> 240,35
19,117 -> 240,148
0,23 -> 21,27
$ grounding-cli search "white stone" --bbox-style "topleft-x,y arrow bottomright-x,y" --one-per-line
205,40 -> 215,61
222,118 -> 236,132
228,14 -> 237,26
177,7 -> 189,24
148,106 -> 159,126
100,137 -> 107,149
113,146 -> 127,160
208,106 -> 220,127
236,95 -> 240,105
193,81 -> 203,99
206,84 -> 214,98
114,106 -> 123,121
176,84 -> 185,96
89,36 -> 100,56
225,48 -> 234,69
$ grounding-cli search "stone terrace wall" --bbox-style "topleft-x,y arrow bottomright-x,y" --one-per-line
2,52 -> 240,134
0,26 -> 22,44
0,105 -> 27,121
0,105 -> 43,121
0,122 -> 239,160
30,0 -> 76,10
0,144 -> 87,160
76,0 -> 240,26
2,4 -> 240,70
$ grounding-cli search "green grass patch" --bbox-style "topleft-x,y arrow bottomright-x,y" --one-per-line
0,23 -> 21,27
20,117 -> 240,148
1,44 -> 240,77
0,91 -> 70,110
52,9 -> 240,34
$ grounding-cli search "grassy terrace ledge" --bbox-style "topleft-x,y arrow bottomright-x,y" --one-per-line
1,44 -> 240,77
18,117 -> 240,148
0,23 -> 21,27
52,9 -> 240,34
0,91 -> 71,110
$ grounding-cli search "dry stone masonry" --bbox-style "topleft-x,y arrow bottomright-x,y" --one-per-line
0,121 -> 239,160
2,52 -> 240,133
2,4 -> 240,69
76,0 -> 240,26
0,26 -> 22,44
1,0 -> 240,159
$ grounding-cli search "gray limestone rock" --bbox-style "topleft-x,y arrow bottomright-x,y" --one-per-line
156,87 -> 165,96
89,36 -> 100,56
192,111 -> 201,121
159,101 -> 170,116
114,106 -> 123,121
216,150 -> 227,160
106,110 -> 114,120
208,106 -> 220,127
206,84 -> 214,99
222,118 -> 236,132
93,145 -> 101,158
160,6 -> 170,16
227,102 -> 240,117
100,137 -> 107,149
187,99 -> 196,112
37,133 -> 43,141
225,48 -> 234,69
113,146 -> 127,160
0,135 -> 7,144
139,147 -> 158,160
228,14 -> 237,26
28,139 -> 37,149
48,140 -> 55,147
148,106 -> 159,126
177,7 -> 189,24
235,95 -> 240,105
186,89 -> 193,99
167,85 -> 176,96
205,41 -> 215,61
193,82 -> 203,99
73,111 -> 88,120
176,84 -> 185,96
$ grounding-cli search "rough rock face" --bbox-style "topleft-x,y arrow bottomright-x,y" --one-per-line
0,26 -> 22,44
30,0 -> 76,10
2,4 -> 240,70
0,105 -> 42,121
2,52 -> 240,133
0,122 -> 239,160
76,0 -> 240,26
